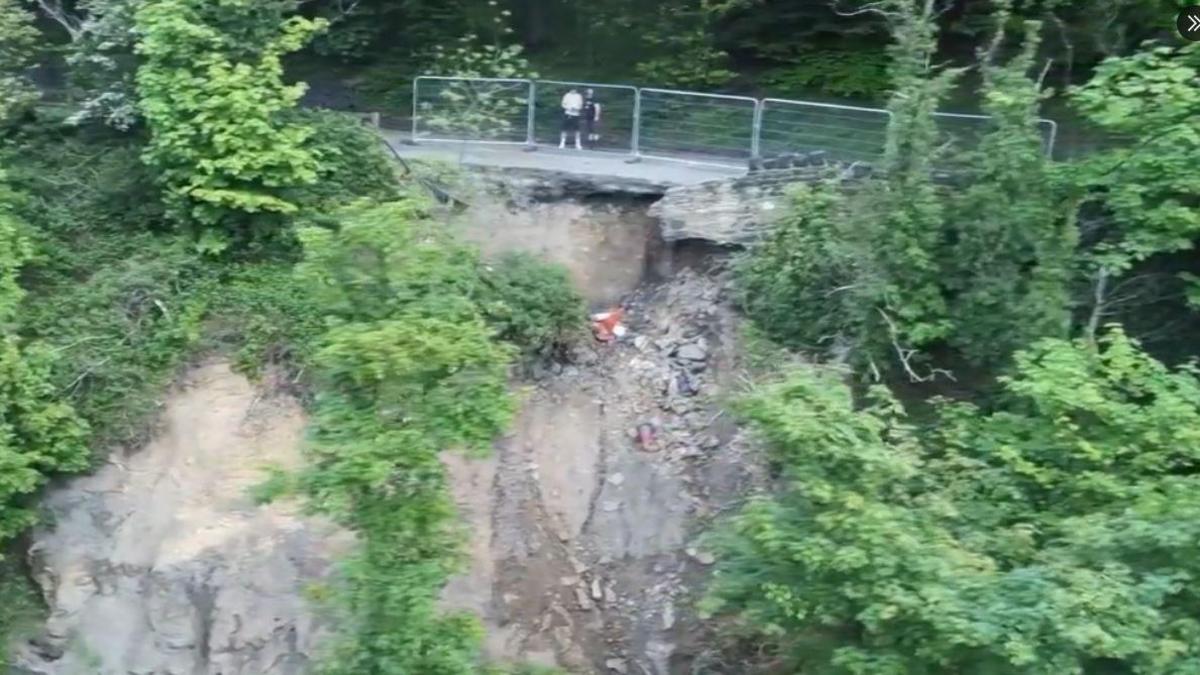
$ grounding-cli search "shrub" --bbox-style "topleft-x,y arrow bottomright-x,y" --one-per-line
292,197 -> 519,673
758,46 -> 890,100
478,252 -> 584,356
135,0 -> 326,250
288,109 -> 400,215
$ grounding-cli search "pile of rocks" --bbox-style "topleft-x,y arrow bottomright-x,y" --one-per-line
612,271 -> 729,461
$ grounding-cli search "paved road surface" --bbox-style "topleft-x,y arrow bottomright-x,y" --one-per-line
379,132 -> 746,187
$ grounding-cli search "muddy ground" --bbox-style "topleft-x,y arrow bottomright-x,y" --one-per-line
444,197 -> 767,674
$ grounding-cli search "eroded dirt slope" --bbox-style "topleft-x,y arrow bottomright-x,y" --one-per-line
442,193 -> 765,674
14,362 -> 352,675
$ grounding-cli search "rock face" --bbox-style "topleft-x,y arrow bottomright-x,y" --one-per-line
12,362 -> 352,675
649,165 -> 840,245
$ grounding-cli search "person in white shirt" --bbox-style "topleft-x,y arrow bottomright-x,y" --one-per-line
559,88 -> 584,150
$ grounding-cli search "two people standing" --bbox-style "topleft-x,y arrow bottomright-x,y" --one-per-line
559,87 -> 601,150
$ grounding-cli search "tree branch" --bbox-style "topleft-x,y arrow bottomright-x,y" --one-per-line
876,308 -> 955,383
32,0 -> 83,41
831,1 -> 896,19
1084,269 -> 1109,345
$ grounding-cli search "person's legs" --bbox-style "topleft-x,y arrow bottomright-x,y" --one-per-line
562,114 -> 581,149
560,113 -> 571,148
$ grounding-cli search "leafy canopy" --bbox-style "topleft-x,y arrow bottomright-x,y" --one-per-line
286,198 -> 579,673
135,0 -> 326,250
0,172 -> 89,548
705,328 -> 1200,673
1071,42 -> 1200,272
0,0 -> 39,125
737,2 -> 1075,374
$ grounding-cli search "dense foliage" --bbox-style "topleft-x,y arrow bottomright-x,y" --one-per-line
704,329 -> 1200,673
135,0 -> 326,250
0,171 -> 89,545
288,199 -> 579,673
734,2 -> 1126,375
296,202 -> 513,673
1071,42 -> 1200,272
0,0 -> 38,124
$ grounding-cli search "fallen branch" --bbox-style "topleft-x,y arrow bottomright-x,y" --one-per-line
876,308 -> 955,383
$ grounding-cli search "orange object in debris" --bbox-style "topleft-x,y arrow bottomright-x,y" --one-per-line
591,307 -> 626,342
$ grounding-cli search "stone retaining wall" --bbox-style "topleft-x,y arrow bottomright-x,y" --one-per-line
648,165 -> 855,245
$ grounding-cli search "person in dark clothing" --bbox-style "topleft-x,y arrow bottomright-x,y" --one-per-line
582,88 -> 602,149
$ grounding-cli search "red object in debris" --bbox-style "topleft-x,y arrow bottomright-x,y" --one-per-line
591,307 -> 626,343
636,423 -> 657,451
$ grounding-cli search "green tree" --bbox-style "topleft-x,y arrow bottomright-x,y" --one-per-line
738,2 -> 1087,376
0,0 -> 39,125
292,199 -> 516,674
634,1 -> 735,89
736,0 -> 963,376
943,13 -> 1076,364
0,173 -> 89,545
135,0 -> 326,250
65,0 -> 143,130
418,34 -> 538,144
1071,42 -> 1200,272
704,328 -> 1200,673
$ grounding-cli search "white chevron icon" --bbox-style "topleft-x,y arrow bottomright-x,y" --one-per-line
1190,14 -> 1200,31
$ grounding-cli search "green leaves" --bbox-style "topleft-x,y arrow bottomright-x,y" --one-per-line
289,198 -> 577,673
1070,42 -> 1200,271
317,314 -> 514,452
476,252 -> 584,357
0,173 -> 89,550
421,37 -> 538,142
0,0 -> 38,125
135,0 -> 326,246
707,330 -> 1200,673
739,6 -> 1079,374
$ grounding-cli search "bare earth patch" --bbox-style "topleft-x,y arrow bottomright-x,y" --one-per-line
13,361 -> 353,675
443,195 -> 766,674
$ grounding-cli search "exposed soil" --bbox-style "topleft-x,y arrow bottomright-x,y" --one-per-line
455,197 -> 663,310
442,197 -> 766,674
13,362 -> 352,675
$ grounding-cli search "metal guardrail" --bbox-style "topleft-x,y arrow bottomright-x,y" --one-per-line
932,111 -> 1058,158
412,76 -> 533,145
637,88 -> 759,168
411,76 -> 1059,166
759,99 -> 894,164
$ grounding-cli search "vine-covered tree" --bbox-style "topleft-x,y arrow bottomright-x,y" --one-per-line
944,10 -> 1076,364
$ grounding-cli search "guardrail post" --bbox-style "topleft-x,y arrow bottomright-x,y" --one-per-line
751,99 -> 764,159
627,88 -> 642,163
525,80 -> 537,149
411,77 -> 420,143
